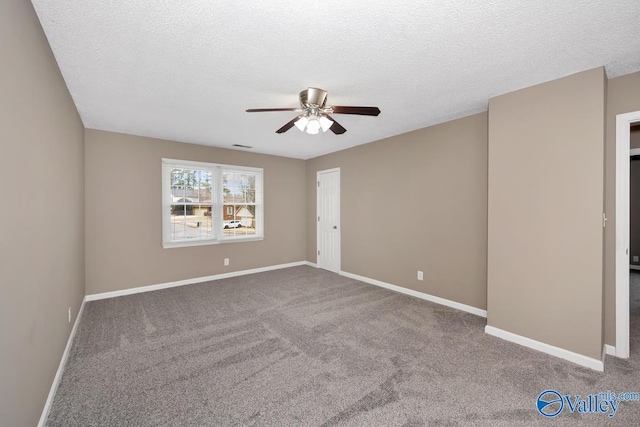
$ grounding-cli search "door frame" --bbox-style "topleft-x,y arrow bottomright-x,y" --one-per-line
317,167 -> 341,272
615,110 -> 640,359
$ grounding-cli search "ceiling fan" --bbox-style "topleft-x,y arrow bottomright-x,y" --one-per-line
246,87 -> 381,135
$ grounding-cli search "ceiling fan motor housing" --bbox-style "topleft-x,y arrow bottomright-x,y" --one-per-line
300,87 -> 327,109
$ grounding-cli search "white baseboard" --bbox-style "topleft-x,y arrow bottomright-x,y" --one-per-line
485,325 -> 604,372
630,265 -> 640,271
605,344 -> 616,356
85,261 -> 308,301
304,261 -> 318,268
38,297 -> 87,427
339,270 -> 487,318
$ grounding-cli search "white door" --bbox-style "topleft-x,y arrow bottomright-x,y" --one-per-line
317,168 -> 340,273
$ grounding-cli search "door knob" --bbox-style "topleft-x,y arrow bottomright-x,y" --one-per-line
333,225 -> 337,229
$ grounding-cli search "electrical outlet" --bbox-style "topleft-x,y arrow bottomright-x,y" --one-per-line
224,258 -> 229,266
417,271 -> 423,281
68,307 -> 71,323
634,256 -> 639,263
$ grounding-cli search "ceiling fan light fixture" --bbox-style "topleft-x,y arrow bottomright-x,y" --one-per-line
294,116 -> 308,131
319,116 -> 333,132
306,116 -> 321,134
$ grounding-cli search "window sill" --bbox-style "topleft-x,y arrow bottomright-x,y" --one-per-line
163,236 -> 264,249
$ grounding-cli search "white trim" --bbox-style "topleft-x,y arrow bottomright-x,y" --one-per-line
605,344 -> 616,356
161,158 -> 264,174
484,325 -> 604,371
630,148 -> 640,156
339,270 -> 487,318
304,261 -> 318,268
38,298 -> 87,427
162,236 -> 264,249
630,265 -> 640,271
615,111 -> 640,359
85,262 -> 307,301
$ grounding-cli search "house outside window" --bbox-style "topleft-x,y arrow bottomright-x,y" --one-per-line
162,159 -> 263,247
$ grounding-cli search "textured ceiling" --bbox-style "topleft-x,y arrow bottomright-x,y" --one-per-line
32,0 -> 640,159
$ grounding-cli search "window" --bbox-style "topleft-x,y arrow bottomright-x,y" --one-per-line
162,159 -> 263,247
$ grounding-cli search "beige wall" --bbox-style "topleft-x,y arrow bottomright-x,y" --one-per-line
306,113 -> 488,310
85,130 -> 306,294
0,1 -> 85,426
604,71 -> 640,346
487,68 -> 605,359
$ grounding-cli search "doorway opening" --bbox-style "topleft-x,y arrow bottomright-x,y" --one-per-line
615,111 -> 640,359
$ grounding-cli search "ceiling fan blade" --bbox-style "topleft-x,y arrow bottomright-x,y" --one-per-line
246,108 -> 298,113
325,115 -> 346,134
275,116 -> 301,134
330,106 -> 381,116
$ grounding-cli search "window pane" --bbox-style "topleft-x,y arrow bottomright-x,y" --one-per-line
222,170 -> 259,238
222,204 -> 256,237
168,166 -> 213,242
243,189 -> 256,203
171,186 -> 184,200
223,171 -> 256,204
169,205 -> 186,240
170,204 -> 214,240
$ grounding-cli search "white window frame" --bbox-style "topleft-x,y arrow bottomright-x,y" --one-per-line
162,158 -> 264,248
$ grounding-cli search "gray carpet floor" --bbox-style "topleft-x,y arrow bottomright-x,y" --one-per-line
47,266 -> 640,426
